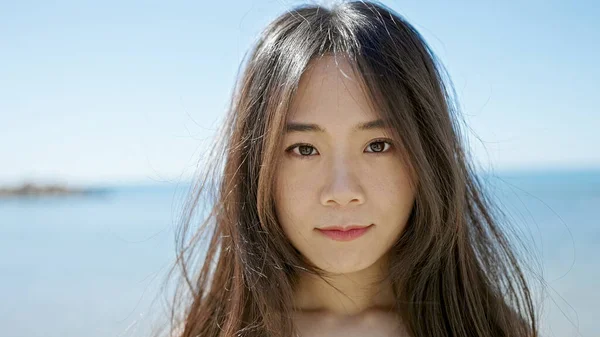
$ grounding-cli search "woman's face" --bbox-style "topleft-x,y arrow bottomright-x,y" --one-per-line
274,56 -> 417,274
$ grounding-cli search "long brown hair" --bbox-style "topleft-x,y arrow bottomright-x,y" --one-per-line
154,1 -> 538,336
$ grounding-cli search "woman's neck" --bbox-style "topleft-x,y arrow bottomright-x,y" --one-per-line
292,253 -> 395,316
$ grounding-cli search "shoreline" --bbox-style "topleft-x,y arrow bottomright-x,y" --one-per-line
0,182 -> 108,198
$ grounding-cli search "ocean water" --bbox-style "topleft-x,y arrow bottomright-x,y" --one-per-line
0,169 -> 598,337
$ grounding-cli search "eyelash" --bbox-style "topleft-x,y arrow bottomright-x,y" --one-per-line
285,138 -> 394,159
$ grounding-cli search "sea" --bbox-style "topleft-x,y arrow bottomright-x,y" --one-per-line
1,169 -> 598,337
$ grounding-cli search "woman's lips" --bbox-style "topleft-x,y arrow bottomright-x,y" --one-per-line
316,224 -> 374,242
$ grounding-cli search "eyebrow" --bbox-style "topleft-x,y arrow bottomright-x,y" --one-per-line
285,119 -> 386,134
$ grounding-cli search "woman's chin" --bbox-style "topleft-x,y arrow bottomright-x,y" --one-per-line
312,256 -> 379,275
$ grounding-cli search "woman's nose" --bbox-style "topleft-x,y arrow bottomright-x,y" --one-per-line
320,155 -> 365,207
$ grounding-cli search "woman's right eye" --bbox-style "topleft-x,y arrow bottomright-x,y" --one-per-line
286,144 -> 319,158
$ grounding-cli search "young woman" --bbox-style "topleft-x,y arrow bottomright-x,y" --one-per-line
158,1 -> 538,336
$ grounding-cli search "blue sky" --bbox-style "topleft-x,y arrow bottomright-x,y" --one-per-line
1,0 -> 599,186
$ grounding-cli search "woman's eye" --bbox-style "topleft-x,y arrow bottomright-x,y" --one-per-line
365,140 -> 392,153
290,144 -> 318,157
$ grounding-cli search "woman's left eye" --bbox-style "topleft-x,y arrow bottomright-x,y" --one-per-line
365,139 -> 393,153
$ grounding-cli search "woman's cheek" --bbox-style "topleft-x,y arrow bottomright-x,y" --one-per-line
275,163 -> 312,205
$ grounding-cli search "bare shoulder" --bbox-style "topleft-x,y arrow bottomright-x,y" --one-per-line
293,309 -> 409,337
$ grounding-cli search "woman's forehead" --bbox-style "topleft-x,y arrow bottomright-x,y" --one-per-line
288,56 -> 378,124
